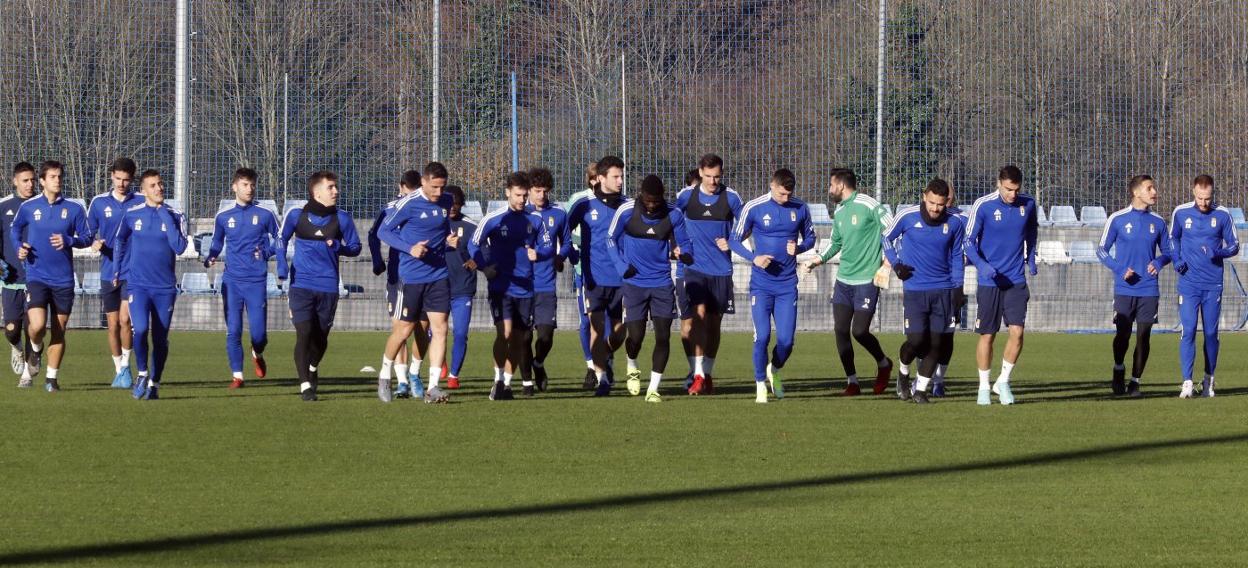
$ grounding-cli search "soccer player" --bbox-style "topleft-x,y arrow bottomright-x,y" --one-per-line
932,187 -> 968,397
1169,175 -> 1236,398
110,170 -> 187,400
377,162 -> 455,404
276,171 -> 363,401
675,168 -> 701,386
1,162 -> 36,386
881,178 -> 965,404
568,156 -> 630,396
608,175 -> 693,401
205,167 -> 279,389
675,154 -> 743,396
964,165 -> 1038,405
470,172 -> 551,399
729,168 -> 816,403
1098,175 -> 1171,398
442,184 -> 477,390
801,168 -> 894,396
87,157 -> 141,388
10,160 -> 92,392
367,170 -> 425,397
524,167 -> 573,391
570,163 -> 598,389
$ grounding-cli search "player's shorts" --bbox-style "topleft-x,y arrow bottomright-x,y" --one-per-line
583,282 -> 623,318
831,280 -> 880,314
684,268 -> 735,315
622,283 -> 676,323
2,288 -> 26,323
489,293 -> 534,327
386,282 -> 400,318
673,276 -> 692,320
26,281 -> 75,315
975,283 -> 1030,334
100,278 -> 128,313
533,291 -> 558,328
395,280 -> 451,322
1113,294 -> 1159,326
288,286 -> 339,326
902,289 -> 954,335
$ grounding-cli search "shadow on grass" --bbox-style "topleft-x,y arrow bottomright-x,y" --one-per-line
3,432 -> 1247,565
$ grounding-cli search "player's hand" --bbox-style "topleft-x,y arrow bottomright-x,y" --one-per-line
553,257 -> 564,272
1146,262 -> 1158,276
526,246 -> 537,261
953,288 -> 967,310
893,263 -> 914,281
17,243 -> 30,260
372,262 -> 386,276
447,232 -> 460,249
753,255 -> 773,269
1174,261 -> 1188,275
481,265 -> 499,280
410,240 -> 429,258
1123,267 -> 1137,281
91,239 -> 105,252
204,257 -> 218,269
678,252 -> 694,265
623,265 -> 638,279
715,237 -> 729,252
49,233 -> 64,250
786,240 -> 796,256
1028,261 -> 1038,276
463,259 -> 478,271
672,245 -> 682,257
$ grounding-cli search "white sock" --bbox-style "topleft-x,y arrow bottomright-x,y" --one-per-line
395,364 -> 409,384
596,370 -> 607,385
493,367 -> 502,382
31,343 -> 41,353
999,361 -> 1015,383
847,374 -> 859,385
148,378 -> 158,387
648,371 -> 662,393
756,381 -> 767,398
21,364 -> 30,379
412,359 -> 422,376
47,367 -> 58,379
379,357 -> 394,381
309,365 -> 317,373
112,355 -> 124,373
300,381 -> 312,392
503,372 -> 513,387
934,364 -> 947,383
627,358 -> 638,371
586,359 -> 595,370
121,347 -> 131,363
1114,363 -> 1125,371
916,375 -> 931,392
694,355 -> 705,376
899,361 -> 910,375
978,368 -> 991,389
704,357 -> 716,376
232,371 -> 243,380
1131,376 -> 1140,384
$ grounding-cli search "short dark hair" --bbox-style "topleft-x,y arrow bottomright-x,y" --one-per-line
1193,174 -> 1214,188
444,185 -> 465,206
596,155 -> 625,174
830,168 -> 857,190
998,165 -> 1022,184
233,167 -> 257,184
12,162 -> 34,176
528,167 -> 554,189
771,168 -> 796,191
423,161 -> 448,181
1128,174 -> 1154,192
139,169 -> 161,182
698,154 -> 723,170
924,178 -> 951,197
505,171 -> 531,190
39,160 -> 63,180
110,157 -> 137,177
400,169 -> 421,189
684,169 -> 700,187
640,175 -> 665,198
307,170 -> 338,195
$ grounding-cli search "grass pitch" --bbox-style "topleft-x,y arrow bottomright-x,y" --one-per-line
1,330 -> 1246,566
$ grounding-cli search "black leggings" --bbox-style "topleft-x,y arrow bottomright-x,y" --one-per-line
533,324 -> 556,363
624,318 -> 673,374
1113,319 -> 1152,379
293,320 -> 331,386
937,332 -> 955,366
900,332 -> 943,379
832,303 -> 887,376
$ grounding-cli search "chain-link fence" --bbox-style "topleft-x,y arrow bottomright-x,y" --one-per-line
1,0 -> 1246,332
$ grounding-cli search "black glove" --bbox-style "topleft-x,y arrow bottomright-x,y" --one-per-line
622,265 -> 638,279
481,265 -> 499,280
952,288 -> 966,310
1175,261 -> 1189,275
893,263 -> 914,281
372,262 -> 386,276
202,258 -> 212,269
678,253 -> 694,265
554,257 -> 565,273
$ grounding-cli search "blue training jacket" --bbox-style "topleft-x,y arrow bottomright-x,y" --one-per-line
1170,202 -> 1238,290
10,194 -> 91,288
607,201 -> 693,288
963,191 -> 1038,287
110,202 -> 188,290
882,205 -> 966,292
675,184 -> 744,277
729,193 -> 816,289
378,190 -> 455,285
208,201 -> 279,284
468,207 -> 552,298
1097,206 -> 1172,297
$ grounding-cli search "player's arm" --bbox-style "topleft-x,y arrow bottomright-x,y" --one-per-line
468,216 -> 494,269
162,208 -> 189,254
672,210 -> 694,265
367,207 -> 387,274
262,212 -> 279,261
10,208 -> 29,259
69,207 -> 92,248
950,219 -> 966,287
963,205 -> 996,277
1168,209 -> 1186,272
727,208 -> 756,262
815,214 -> 843,264
110,214 -> 133,281
795,205 -> 816,254
1213,211 -> 1240,258
1096,219 -> 1125,274
606,206 -> 632,277
1150,222 -> 1172,271
275,209 -> 297,281
206,212 -> 226,264
1025,202 -> 1039,274
880,218 -> 904,268
529,215 -> 554,262
336,212 -> 363,257
555,212 -> 573,265
565,200 -> 586,266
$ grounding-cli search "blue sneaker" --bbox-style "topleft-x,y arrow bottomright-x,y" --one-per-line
132,378 -> 148,400
977,386 -> 991,406
684,372 -> 694,390
410,373 -> 425,399
932,382 -> 946,398
992,381 -> 1015,405
395,381 -> 411,399
111,367 -> 133,389
594,379 -> 612,397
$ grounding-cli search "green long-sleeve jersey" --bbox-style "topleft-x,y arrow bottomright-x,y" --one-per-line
817,191 -> 893,285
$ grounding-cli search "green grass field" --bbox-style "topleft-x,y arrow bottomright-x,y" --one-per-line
2,329 -> 1247,566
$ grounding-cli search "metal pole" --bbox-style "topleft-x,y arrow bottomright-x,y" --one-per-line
283,72 -> 289,203
874,0 -> 886,202
510,72 -> 518,171
431,0 -> 441,162
620,52 -> 627,188
174,0 -> 190,202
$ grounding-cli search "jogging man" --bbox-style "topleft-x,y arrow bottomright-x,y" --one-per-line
87,157 -> 141,388
524,167 -> 573,391
367,170 -> 425,397
0,162 -> 36,386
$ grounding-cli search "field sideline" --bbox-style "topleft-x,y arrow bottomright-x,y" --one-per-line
1,330 -> 1246,566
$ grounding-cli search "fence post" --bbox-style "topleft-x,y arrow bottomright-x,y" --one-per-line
874,0 -> 886,203
175,0 -> 191,204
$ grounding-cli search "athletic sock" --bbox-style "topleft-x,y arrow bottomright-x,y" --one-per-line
686,355 -> 695,373
121,347 -> 131,362
428,370 -> 440,390
846,374 -> 859,385
1131,376 -> 1140,384
379,357 -> 394,381
308,365 -> 317,373
999,361 -> 1015,383
112,355 -> 124,373
300,381 -> 312,392
694,355 -> 705,376
31,343 -> 41,353
934,364 -> 947,383
627,358 -> 638,371
585,359 -> 594,370
648,371 -> 662,393
47,367 -> 58,379
493,367 -> 502,382
704,357 -> 716,376
978,368 -> 991,389
503,372 -> 513,387
395,364 -> 409,384
232,371 -> 243,380
412,359 -> 422,377
595,370 -> 607,385
915,375 -> 931,392
522,379 -> 533,387
899,361 -> 910,376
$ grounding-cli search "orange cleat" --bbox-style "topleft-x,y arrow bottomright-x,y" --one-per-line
229,378 -> 245,389
843,382 -> 862,396
253,353 -> 267,379
873,359 -> 892,395
688,375 -> 706,395
446,376 -> 460,390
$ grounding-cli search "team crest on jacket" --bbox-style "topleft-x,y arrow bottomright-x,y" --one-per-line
851,214 -> 858,225
1019,206 -> 1025,216
547,216 -> 554,227
1212,218 -> 1218,227
457,226 -> 464,237
942,223 -> 948,234
252,215 -> 258,225
61,209 -> 67,219
790,211 -> 796,222
993,210 -> 1002,221
1149,223 -> 1155,234
104,206 -> 113,218
228,217 -> 236,228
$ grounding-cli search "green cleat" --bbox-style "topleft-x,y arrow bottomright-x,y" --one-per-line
977,386 -> 992,406
992,381 -> 1015,405
766,363 -> 784,399
645,391 -> 661,403
626,368 -> 642,396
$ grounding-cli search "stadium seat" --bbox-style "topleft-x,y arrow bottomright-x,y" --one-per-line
266,273 -> 284,297
486,200 -> 507,214
1068,240 -> 1100,263
460,200 -> 484,220
81,272 -> 101,295
881,204 -> 893,219
1229,207 -> 1247,229
199,234 -> 218,259
180,272 -> 215,295
74,273 -> 82,296
164,198 -> 184,213
1036,205 -> 1051,227
809,203 -> 833,225
1080,206 -> 1108,228
217,198 -> 234,214
1048,205 -> 1079,227
256,199 -> 280,219
1036,241 -> 1071,265
338,278 -> 349,298
281,199 -> 307,224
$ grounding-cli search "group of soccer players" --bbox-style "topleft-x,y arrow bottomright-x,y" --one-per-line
0,155 -> 1235,404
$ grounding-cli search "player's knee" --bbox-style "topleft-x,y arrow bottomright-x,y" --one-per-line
4,323 -> 20,345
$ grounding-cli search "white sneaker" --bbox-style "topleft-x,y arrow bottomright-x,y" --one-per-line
1179,380 -> 1194,399
755,381 -> 768,404
10,346 -> 23,375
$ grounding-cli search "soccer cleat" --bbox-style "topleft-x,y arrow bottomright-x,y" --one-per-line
842,382 -> 861,397
594,380 -> 611,397
626,368 -> 642,396
111,367 -> 133,389
582,368 -> 597,390
912,390 -> 931,404
377,379 -> 393,403
501,386 -> 515,400
896,370 -> 912,401
534,365 -> 549,392
873,358 -> 893,395
688,375 -> 706,396
423,385 -> 449,404
932,382 -> 946,398
605,363 -> 615,386
446,376 -> 460,390
44,378 -> 60,393
766,364 -> 784,399
1201,377 -> 1215,398
1179,381 -> 1194,399
489,381 -> 503,401
410,374 -> 425,399
301,389 -> 318,402
144,383 -> 160,400
684,372 -> 694,390
522,385 -> 535,397
1125,380 -> 1143,399
253,353 -> 267,379
229,378 -> 245,389
394,381 -> 411,399
645,391 -> 661,403
977,386 -> 991,406
1111,367 -> 1126,396
992,381 -> 1015,405
10,346 -> 22,375
704,375 -> 716,395
755,381 -> 768,404
17,376 -> 32,388
132,378 -> 148,399
27,350 -> 41,377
